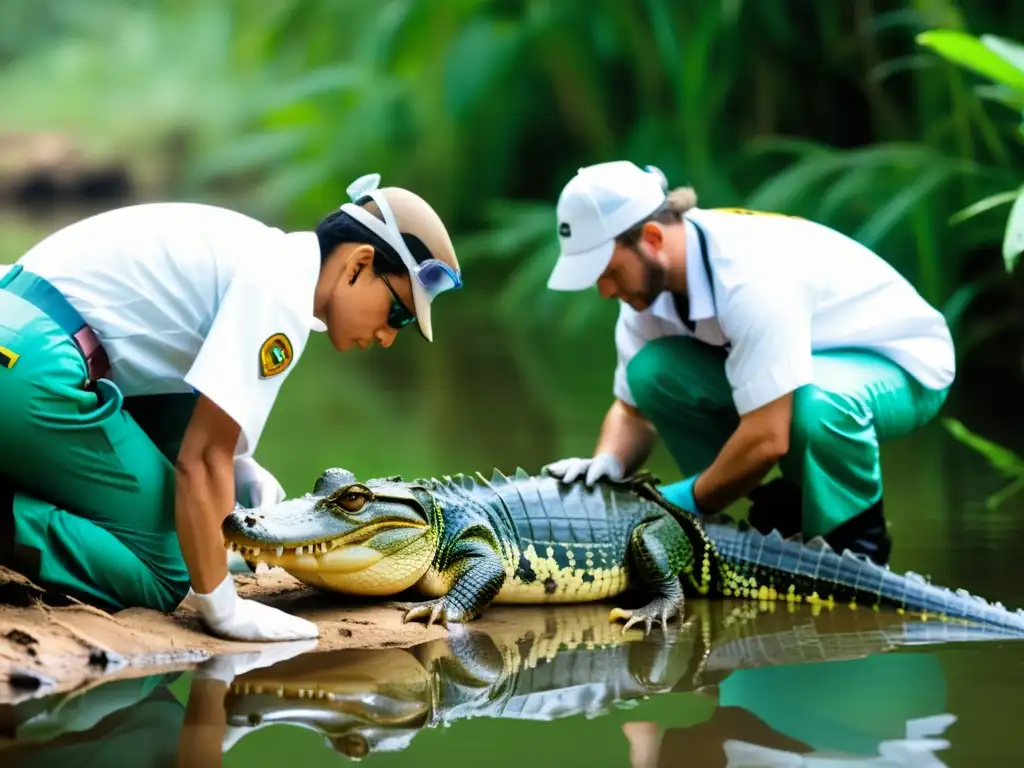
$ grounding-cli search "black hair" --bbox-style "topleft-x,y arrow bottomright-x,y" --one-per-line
314,196 -> 438,276
315,208 -> 405,277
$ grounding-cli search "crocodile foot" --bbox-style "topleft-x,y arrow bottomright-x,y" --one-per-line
402,597 -> 475,628
608,598 -> 682,635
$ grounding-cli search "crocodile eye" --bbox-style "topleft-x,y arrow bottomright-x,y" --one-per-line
334,484 -> 373,512
340,492 -> 366,512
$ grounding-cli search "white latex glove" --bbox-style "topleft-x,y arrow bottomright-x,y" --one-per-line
188,573 -> 320,642
234,456 -> 286,508
193,639 -> 318,755
193,638 -> 319,684
543,452 -> 625,486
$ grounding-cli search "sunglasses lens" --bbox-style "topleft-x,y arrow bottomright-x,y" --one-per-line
415,260 -> 462,300
388,299 -> 415,329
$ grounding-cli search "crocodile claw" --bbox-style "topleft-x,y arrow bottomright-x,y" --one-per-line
402,598 -> 471,628
608,599 -> 680,636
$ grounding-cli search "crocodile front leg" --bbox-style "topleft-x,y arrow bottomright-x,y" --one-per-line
610,515 -> 690,635
405,535 -> 507,627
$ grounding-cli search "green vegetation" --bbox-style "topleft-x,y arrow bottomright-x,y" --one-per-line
1,0 -> 1022,503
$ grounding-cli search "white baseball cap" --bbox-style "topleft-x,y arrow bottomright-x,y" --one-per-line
547,160 -> 668,291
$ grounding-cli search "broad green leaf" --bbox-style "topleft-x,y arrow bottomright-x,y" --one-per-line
1002,188 -> 1024,273
949,189 -> 1019,226
917,30 -> 1024,91
942,418 -> 1024,477
941,279 -> 986,329
983,477 -> 1024,512
974,84 -> 1024,112
982,34 -> 1024,80
854,166 -> 952,249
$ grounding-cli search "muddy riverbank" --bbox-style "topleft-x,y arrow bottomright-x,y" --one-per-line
0,566 -> 465,704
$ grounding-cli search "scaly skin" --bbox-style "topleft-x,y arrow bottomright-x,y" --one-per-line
222,466 -> 1024,637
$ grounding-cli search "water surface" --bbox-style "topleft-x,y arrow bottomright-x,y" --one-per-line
2,600 -> 1023,766
2,208 -> 1024,766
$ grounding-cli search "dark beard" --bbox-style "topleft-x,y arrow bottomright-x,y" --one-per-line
629,247 -> 667,309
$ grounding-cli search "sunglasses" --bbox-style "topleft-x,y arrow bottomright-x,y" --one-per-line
342,174 -> 464,307
381,273 -> 416,329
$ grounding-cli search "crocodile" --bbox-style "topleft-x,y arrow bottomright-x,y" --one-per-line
220,601 -> 968,761
222,466 -> 1024,636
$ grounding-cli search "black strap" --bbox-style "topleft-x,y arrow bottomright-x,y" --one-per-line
671,220 -> 725,348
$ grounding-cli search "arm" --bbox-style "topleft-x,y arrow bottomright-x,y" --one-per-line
178,266 -> 317,641
547,308 -> 660,484
689,275 -> 812,512
177,676 -> 227,768
175,394 -> 241,594
594,398 -> 658,476
691,392 -> 792,511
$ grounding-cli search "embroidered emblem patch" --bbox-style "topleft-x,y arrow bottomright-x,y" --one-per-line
0,345 -> 19,369
259,333 -> 293,378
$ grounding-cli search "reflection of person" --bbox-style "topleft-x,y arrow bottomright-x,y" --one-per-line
0,173 -> 462,641
0,642 -> 314,768
619,653 -> 951,767
542,160 -> 954,564
1,673 -> 187,768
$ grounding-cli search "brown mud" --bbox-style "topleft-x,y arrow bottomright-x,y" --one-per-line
0,565 -> 517,704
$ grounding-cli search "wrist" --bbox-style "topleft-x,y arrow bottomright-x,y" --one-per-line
660,473 -> 706,515
690,473 -> 707,513
598,451 -> 624,470
192,572 -> 238,621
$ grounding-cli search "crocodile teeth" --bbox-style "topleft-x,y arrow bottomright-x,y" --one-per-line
296,546 -> 303,555
276,546 -> 284,556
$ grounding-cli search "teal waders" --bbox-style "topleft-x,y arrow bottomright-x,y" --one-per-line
0,265 -> 195,612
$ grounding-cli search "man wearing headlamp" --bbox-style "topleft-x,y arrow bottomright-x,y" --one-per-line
0,173 -> 462,642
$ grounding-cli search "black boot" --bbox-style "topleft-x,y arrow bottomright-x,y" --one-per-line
822,500 -> 892,566
746,479 -> 892,566
746,477 -> 803,539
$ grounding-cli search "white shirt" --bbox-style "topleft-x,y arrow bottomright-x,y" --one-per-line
9,202 -> 326,456
613,207 -> 956,416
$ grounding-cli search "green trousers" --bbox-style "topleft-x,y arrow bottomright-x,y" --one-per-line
627,337 -> 950,537
719,652 -> 948,755
0,289 -> 196,612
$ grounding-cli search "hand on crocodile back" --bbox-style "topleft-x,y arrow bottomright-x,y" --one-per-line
221,466 -> 1024,638
221,466 -> 689,632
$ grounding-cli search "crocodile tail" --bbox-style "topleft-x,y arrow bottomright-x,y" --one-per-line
703,522 -> 1024,637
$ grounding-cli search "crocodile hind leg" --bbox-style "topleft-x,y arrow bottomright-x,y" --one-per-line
610,515 -> 690,635
404,535 -> 507,627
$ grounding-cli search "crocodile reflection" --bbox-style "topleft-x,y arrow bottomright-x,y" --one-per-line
223,600 -> 987,759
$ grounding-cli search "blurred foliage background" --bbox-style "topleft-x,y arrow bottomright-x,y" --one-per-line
4,5 -> 1024,763
1,0 -> 1024,540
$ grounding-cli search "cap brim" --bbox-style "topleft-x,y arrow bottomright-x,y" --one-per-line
546,240 -> 614,291
410,279 -> 434,342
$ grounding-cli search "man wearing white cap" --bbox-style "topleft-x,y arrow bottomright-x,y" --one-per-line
542,161 -> 954,564
0,173 -> 462,641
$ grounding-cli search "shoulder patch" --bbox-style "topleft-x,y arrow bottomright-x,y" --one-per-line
259,333 -> 293,378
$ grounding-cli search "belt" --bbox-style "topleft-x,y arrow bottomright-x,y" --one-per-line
0,264 -> 111,384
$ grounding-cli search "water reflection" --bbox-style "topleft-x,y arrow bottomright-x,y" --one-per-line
1,600 -> 999,766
